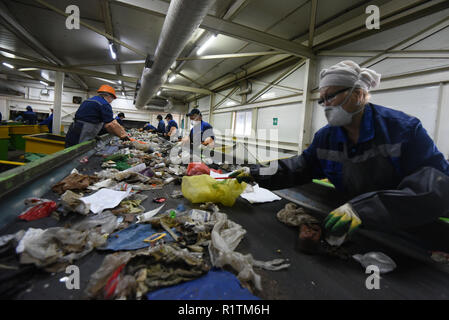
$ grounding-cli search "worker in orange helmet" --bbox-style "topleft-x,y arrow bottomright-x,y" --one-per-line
65,84 -> 130,147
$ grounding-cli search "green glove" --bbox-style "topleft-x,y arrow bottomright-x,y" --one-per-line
323,203 -> 361,237
229,167 -> 253,184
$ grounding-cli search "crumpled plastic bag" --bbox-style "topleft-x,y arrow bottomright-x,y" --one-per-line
18,198 -> 58,221
208,212 -> 290,291
72,211 -> 118,235
86,244 -> 209,299
182,175 -> 247,207
16,227 -> 106,272
186,162 -> 222,176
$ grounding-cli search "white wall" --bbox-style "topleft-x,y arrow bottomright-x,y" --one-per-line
207,7 -> 449,160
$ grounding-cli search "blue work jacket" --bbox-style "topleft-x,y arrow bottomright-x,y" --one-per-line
74,96 -> 114,124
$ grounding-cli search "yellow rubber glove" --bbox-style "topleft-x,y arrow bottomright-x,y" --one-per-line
323,203 -> 361,237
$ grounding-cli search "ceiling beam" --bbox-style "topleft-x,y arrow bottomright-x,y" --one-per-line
308,0 -> 318,48
100,0 -> 126,94
34,0 -> 146,57
0,57 -> 211,94
318,50 -> 449,59
312,0 -> 449,50
177,51 -> 283,61
0,1 -> 89,90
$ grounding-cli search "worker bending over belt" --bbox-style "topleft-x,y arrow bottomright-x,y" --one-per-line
164,113 -> 178,142
232,60 -> 449,245
65,84 -> 129,147
181,108 -> 215,148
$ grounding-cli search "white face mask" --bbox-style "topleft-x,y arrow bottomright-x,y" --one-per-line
191,120 -> 200,126
322,86 -> 363,126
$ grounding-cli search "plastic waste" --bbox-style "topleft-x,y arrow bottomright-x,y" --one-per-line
208,211 -> 289,291
186,162 -> 222,176
136,204 -> 165,223
139,167 -> 154,177
18,198 -> 57,221
123,163 -> 146,173
181,175 -> 247,207
72,211 -> 118,235
352,252 -> 397,274
60,190 -> 90,215
189,209 -> 211,222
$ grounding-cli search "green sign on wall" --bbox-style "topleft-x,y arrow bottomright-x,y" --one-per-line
273,118 -> 278,126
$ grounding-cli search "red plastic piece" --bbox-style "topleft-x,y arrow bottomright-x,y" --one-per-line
104,264 -> 126,299
18,201 -> 57,221
153,197 -> 167,203
186,162 -> 222,176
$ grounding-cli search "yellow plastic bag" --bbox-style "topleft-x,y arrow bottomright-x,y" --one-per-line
181,175 -> 247,207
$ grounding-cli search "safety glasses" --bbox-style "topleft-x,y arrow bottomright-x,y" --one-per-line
318,88 -> 351,106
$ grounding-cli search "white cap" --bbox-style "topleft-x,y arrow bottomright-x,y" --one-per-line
319,60 -> 381,91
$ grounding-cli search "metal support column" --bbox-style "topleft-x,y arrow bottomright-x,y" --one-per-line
209,93 -> 215,125
299,59 -> 316,153
53,72 -> 64,135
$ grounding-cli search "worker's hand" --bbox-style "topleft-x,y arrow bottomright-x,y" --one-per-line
229,167 -> 253,184
323,203 -> 361,237
120,135 -> 130,142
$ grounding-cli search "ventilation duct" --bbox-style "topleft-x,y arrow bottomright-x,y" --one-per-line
135,0 -> 215,109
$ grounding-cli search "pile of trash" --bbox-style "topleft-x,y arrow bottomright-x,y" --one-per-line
0,131 -> 289,299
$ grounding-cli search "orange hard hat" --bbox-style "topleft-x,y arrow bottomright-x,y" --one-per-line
97,84 -> 117,99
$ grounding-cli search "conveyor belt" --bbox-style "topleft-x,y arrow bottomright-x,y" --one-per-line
1,143 -> 449,299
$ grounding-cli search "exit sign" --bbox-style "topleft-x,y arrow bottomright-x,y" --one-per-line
273,118 -> 278,126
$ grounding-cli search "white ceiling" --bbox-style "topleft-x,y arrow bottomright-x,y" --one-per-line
0,0 -> 447,102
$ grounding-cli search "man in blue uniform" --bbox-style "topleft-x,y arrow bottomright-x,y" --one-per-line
65,85 -> 129,147
23,106 -> 38,124
39,108 -> 53,133
115,112 -> 125,126
142,123 -> 157,132
232,60 -> 449,245
165,113 -> 178,142
181,108 -> 215,147
156,114 -> 165,134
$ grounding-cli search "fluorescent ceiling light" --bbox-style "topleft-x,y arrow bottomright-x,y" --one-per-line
226,101 -> 236,106
40,81 -> 49,86
1,52 -> 16,59
18,68 -> 39,72
197,35 -> 217,55
168,75 -> 176,83
157,90 -> 161,96
93,77 -> 116,84
2,62 -> 14,69
122,91 -> 126,97
109,43 -> 117,60
118,80 -> 122,84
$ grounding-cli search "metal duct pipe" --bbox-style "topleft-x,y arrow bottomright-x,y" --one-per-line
135,0 -> 215,109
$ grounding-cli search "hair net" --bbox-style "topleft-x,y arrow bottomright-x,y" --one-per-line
319,60 -> 381,91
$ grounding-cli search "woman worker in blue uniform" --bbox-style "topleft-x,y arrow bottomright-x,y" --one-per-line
65,85 -> 129,147
232,60 -> 449,245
